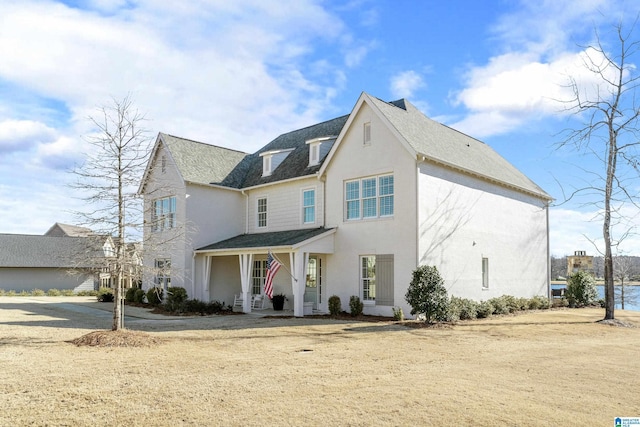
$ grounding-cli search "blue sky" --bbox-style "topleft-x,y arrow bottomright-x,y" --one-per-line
1,0 -> 639,257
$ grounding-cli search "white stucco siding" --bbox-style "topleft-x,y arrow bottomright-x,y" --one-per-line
141,143 -> 188,291
322,102 -> 419,316
418,162 -> 549,301
246,178 -> 324,233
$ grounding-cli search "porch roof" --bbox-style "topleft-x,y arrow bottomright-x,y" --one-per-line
195,227 -> 335,254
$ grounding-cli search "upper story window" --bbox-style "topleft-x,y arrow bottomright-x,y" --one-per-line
151,196 -> 176,232
363,122 -> 371,145
306,136 -> 335,167
345,174 -> 394,220
257,197 -> 267,228
260,148 -> 295,177
303,189 -> 315,224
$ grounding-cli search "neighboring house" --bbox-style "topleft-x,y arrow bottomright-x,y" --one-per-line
0,224 -> 116,292
139,92 -> 552,317
566,250 -> 594,276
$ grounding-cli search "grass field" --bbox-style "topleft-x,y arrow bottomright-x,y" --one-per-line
0,297 -> 638,426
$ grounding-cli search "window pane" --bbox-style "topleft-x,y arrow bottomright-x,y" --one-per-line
363,198 -> 376,218
361,256 -> 376,301
379,195 -> 394,216
346,181 -> 359,200
347,200 -> 360,219
379,175 -> 394,196
303,190 -> 314,207
362,178 -> 376,198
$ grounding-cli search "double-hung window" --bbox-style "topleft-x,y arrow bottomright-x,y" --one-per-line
360,254 -> 394,305
154,258 -> 171,289
257,197 -> 267,228
303,189 -> 315,224
252,260 -> 267,295
344,174 -> 394,220
151,196 -> 176,232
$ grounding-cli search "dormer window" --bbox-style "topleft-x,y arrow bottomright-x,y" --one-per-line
306,136 -> 336,167
260,148 -> 295,177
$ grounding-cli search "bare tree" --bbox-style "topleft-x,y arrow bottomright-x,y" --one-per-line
559,20 -> 640,320
614,255 -> 639,309
70,95 -> 151,330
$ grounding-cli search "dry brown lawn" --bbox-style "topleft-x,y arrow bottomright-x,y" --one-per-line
1,297 -> 639,426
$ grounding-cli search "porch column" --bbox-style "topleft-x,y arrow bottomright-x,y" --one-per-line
238,253 -> 253,313
202,255 -> 211,301
290,250 -> 308,317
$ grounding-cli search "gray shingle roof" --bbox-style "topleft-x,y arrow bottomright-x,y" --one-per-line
367,95 -> 550,199
218,115 -> 348,189
44,223 -> 93,237
160,133 -> 249,186
0,234 -> 106,268
196,227 -> 334,251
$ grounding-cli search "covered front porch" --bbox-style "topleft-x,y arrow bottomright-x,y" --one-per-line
194,227 -> 335,317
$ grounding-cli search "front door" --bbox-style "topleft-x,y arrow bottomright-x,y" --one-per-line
304,256 -> 321,309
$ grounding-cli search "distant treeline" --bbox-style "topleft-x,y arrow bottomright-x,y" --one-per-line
550,255 -> 640,281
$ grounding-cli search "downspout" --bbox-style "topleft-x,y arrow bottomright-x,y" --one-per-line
415,156 -> 424,268
241,189 -> 249,233
546,201 -> 551,301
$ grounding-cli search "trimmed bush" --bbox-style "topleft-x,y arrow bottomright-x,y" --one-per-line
405,265 -> 449,323
450,296 -> 478,320
125,287 -> 138,303
46,288 -> 62,297
164,287 -> 188,312
328,295 -> 341,316
566,271 -> 598,307
97,287 -> 114,302
61,289 -> 75,296
134,288 -> 146,304
488,297 -> 509,315
32,289 -> 45,296
349,296 -> 364,317
392,306 -> 405,321
146,287 -> 163,306
528,295 -> 550,310
476,300 -> 494,318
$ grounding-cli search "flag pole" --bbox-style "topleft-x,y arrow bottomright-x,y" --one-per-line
270,250 -> 298,282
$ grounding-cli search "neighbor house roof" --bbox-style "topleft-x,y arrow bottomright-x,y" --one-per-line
196,227 -> 334,252
364,94 -> 550,199
0,234 -> 107,268
44,223 -> 93,237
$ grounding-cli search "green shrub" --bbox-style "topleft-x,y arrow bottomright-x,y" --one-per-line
97,287 -> 114,302
450,296 -> 478,320
405,265 -> 449,323
134,289 -> 146,304
125,287 -> 138,303
46,288 -> 61,297
32,289 -> 45,296
328,295 -> 341,316
183,299 -> 208,314
5,290 -> 17,297
146,287 -> 163,306
392,306 -> 405,321
349,296 -> 364,317
18,290 -> 30,296
566,271 -> 598,307
164,287 -> 188,312
61,289 -> 75,296
515,297 -> 529,311
476,300 -> 494,318
488,297 -> 509,315
528,295 -> 550,310
77,290 -> 98,296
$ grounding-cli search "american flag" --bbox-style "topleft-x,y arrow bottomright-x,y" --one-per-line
264,252 -> 281,299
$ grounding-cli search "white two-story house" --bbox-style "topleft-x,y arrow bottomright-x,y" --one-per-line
139,92 -> 552,317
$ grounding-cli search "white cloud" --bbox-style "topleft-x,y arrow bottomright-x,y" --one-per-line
390,70 -> 425,99
449,0 -> 634,138
0,120 -> 57,154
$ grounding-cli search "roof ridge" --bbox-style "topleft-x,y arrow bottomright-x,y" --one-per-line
162,133 -> 250,155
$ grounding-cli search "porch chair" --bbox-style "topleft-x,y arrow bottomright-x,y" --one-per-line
251,294 -> 267,310
233,293 -> 244,308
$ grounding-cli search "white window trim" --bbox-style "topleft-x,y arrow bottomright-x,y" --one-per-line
151,196 -> 176,233
363,122 -> 371,145
482,257 -> 489,289
257,196 -> 268,228
344,174 -> 394,221
301,187 -> 316,225
360,255 -> 376,304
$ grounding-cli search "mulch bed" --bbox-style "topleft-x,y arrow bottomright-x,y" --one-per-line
69,330 -> 163,347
